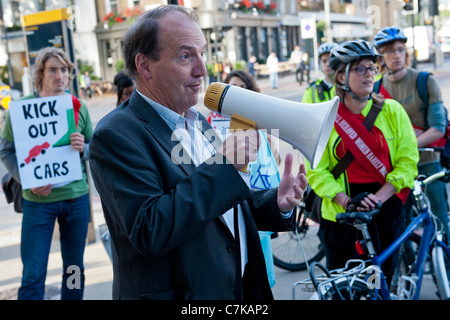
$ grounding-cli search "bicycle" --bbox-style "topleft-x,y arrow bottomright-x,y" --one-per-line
294,169 -> 450,300
271,185 -> 325,271
391,147 -> 450,294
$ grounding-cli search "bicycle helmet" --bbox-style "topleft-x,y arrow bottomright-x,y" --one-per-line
373,26 -> 407,48
318,42 -> 338,58
329,40 -> 382,102
329,40 -> 382,72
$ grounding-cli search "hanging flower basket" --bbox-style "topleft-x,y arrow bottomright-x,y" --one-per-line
238,0 -> 251,13
238,1 -> 276,15
102,11 -> 126,28
266,3 -> 276,14
125,7 -> 144,24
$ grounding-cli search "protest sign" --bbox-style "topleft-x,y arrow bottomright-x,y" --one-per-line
209,111 -> 230,142
8,94 -> 82,189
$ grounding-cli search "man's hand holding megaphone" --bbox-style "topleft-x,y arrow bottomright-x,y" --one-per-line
217,129 -> 308,213
217,129 -> 260,171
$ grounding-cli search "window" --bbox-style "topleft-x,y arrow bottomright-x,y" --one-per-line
128,0 -> 142,7
37,0 -> 45,11
105,0 -> 119,13
11,0 -> 21,26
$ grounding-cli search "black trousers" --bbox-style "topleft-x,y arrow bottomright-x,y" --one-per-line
319,182 -> 406,286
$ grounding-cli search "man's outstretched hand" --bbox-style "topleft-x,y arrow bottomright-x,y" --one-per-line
277,153 -> 308,213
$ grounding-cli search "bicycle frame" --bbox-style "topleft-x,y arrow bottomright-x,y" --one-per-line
371,207 -> 450,300
295,167 -> 450,300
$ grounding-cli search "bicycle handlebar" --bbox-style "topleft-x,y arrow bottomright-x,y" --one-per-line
336,205 -> 381,225
418,147 -> 444,153
421,169 -> 450,185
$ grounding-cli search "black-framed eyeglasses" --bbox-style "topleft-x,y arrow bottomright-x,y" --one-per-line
350,66 -> 379,76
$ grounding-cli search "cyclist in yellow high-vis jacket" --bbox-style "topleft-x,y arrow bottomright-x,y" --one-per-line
306,40 -> 419,285
302,42 -> 337,104
308,97 -> 419,222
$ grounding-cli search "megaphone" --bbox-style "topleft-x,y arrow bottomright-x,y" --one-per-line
204,82 -> 339,169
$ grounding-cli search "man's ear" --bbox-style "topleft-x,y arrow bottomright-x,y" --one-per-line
135,53 -> 152,80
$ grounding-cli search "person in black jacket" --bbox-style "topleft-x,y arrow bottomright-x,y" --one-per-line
89,5 -> 307,300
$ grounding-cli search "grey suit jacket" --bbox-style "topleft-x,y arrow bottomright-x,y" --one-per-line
89,91 -> 294,300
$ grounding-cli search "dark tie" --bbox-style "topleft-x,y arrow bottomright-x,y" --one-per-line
233,206 -> 243,300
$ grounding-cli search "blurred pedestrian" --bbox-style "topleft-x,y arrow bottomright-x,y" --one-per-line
247,55 -> 258,78
302,42 -> 337,103
0,47 -> 93,300
222,57 -> 233,81
290,45 -> 303,70
81,70 -> 92,99
298,52 -> 310,85
266,51 -> 278,89
113,71 -> 135,106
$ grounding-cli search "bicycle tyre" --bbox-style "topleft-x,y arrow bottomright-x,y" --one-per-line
431,242 -> 450,299
271,207 -> 325,271
314,277 -> 383,300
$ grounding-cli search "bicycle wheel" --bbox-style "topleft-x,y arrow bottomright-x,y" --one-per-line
271,206 -> 325,271
430,240 -> 450,299
315,277 -> 383,300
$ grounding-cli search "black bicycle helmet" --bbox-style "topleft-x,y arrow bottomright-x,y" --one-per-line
329,40 -> 382,72
373,26 -> 407,48
330,40 -> 382,102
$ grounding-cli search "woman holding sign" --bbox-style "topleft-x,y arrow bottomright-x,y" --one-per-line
0,47 -> 93,300
306,40 -> 419,286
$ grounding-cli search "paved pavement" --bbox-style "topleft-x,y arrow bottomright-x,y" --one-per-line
0,64 -> 449,300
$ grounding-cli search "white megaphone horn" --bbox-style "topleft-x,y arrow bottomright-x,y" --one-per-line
204,82 -> 339,169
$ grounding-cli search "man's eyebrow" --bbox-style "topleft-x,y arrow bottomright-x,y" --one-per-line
177,43 -> 207,52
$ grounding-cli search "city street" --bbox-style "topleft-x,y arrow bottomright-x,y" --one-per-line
1,59 -> 450,300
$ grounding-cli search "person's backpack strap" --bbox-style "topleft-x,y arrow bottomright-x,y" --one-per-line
331,99 -> 384,179
417,71 -> 430,128
372,75 -> 383,94
310,83 -> 317,103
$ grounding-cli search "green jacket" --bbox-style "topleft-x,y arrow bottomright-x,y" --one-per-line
1,94 -> 93,202
306,98 -> 419,222
302,79 -> 336,104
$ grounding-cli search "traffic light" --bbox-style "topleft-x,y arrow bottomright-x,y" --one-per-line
402,0 -> 418,15
429,0 -> 439,16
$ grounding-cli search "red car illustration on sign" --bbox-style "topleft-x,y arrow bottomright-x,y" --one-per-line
20,142 -> 50,168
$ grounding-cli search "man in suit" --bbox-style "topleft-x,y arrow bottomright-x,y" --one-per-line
89,5 -> 307,300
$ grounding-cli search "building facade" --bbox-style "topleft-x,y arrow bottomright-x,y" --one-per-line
0,0 -> 401,92
0,0 -> 99,92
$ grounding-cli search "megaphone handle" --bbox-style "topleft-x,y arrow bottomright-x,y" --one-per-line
229,114 -> 257,131
239,164 -> 248,173
229,114 -> 256,174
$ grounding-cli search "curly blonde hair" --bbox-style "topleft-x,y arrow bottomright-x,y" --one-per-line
33,47 -> 75,92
